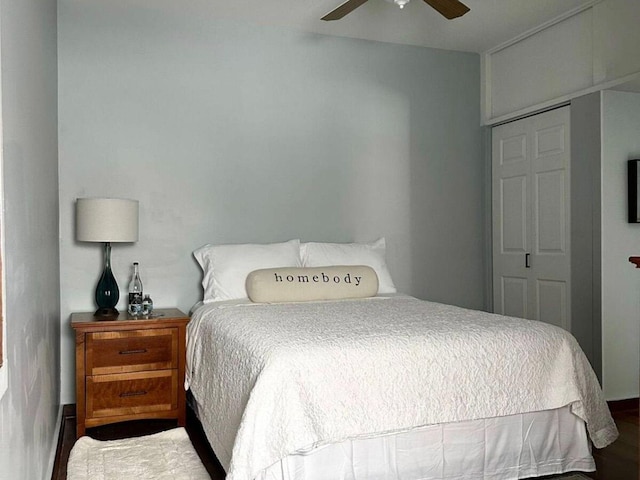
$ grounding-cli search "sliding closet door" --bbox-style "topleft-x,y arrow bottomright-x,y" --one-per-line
492,106 -> 571,330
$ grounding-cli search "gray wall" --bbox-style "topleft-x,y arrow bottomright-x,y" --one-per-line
0,0 -> 60,478
58,0 -> 484,404
570,93 -> 602,381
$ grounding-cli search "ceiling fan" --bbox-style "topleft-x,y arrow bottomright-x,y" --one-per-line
322,0 -> 470,21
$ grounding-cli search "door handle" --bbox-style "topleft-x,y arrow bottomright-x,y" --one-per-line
525,253 -> 531,268
119,348 -> 147,355
120,390 -> 148,398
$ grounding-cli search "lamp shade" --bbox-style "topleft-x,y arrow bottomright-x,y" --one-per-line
76,198 -> 139,243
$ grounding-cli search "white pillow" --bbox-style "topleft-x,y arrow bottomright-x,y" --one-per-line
301,238 -> 396,294
194,239 -> 302,302
246,266 -> 379,303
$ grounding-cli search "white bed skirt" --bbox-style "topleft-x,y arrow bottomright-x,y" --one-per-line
254,406 -> 594,480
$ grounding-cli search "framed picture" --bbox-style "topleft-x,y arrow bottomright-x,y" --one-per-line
628,159 -> 640,223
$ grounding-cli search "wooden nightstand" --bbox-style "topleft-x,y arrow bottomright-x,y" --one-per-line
71,308 -> 190,438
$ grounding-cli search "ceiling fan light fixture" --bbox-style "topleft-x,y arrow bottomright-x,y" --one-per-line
386,0 -> 411,9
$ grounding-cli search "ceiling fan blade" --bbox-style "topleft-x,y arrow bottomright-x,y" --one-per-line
322,0 -> 370,21
422,0 -> 470,19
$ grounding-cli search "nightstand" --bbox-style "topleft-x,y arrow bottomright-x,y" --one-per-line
71,308 -> 190,438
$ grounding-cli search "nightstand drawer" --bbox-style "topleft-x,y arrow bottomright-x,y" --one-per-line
86,328 -> 178,375
86,370 -> 178,418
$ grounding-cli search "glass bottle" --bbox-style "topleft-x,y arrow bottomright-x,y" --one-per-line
142,294 -> 153,316
128,262 -> 143,316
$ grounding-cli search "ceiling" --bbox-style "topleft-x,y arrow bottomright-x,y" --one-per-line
208,0 -> 593,53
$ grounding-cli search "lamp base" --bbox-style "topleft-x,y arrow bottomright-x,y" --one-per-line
94,242 -> 120,319
94,306 -> 119,318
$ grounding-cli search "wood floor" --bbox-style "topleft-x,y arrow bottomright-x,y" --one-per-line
52,402 -> 638,480
590,399 -> 639,480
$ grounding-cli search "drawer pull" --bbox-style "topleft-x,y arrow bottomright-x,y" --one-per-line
119,390 -> 148,398
119,348 -> 148,355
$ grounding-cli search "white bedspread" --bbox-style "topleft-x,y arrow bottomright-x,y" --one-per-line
186,296 -> 618,480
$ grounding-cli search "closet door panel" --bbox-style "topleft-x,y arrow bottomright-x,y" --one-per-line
502,276 -> 528,319
537,279 -> 568,329
500,175 -> 528,253
492,118 -> 533,318
535,169 -> 567,254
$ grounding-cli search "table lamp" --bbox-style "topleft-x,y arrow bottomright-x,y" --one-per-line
76,198 -> 139,317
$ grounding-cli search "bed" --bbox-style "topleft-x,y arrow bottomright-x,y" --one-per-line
186,239 -> 618,480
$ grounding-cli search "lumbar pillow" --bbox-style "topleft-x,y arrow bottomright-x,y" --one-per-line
193,239 -> 302,302
300,238 -> 396,294
246,265 -> 379,303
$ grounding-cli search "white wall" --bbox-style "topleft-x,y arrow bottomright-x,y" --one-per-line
0,0 -> 60,478
58,0 -> 484,404
601,90 -> 640,400
483,0 -> 640,124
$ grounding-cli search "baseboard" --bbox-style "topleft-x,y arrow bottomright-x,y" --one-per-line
50,405 -> 76,480
607,397 -> 639,412
46,404 -> 64,480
